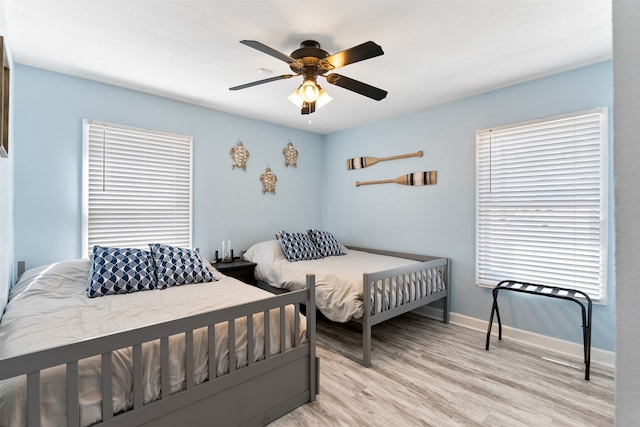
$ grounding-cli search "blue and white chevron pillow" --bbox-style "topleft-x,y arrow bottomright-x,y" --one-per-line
88,246 -> 157,298
149,243 -> 217,288
307,229 -> 346,257
278,230 -> 323,262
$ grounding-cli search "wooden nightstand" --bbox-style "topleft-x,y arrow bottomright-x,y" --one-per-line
212,260 -> 257,285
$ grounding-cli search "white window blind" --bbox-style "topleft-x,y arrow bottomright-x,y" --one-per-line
83,120 -> 193,256
476,108 -> 608,301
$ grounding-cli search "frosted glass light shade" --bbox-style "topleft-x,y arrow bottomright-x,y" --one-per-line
287,90 -> 304,108
316,88 -> 333,108
299,79 -> 320,102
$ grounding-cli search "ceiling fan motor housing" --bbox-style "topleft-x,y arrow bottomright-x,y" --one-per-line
290,40 -> 330,77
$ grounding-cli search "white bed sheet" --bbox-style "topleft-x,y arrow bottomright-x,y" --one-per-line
244,240 -> 420,322
0,259 -> 306,427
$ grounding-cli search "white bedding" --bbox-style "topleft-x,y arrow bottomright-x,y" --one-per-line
244,240 -> 422,322
0,259 -> 306,427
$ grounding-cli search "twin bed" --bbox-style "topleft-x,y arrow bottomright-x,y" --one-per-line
0,257 -> 317,427
0,235 -> 449,426
244,237 -> 450,367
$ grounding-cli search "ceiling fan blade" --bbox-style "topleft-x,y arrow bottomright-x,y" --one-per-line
325,74 -> 388,101
229,74 -> 295,91
321,41 -> 384,70
240,40 -> 298,64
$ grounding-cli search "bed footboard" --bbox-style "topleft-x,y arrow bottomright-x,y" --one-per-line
348,247 -> 450,367
0,276 -> 318,427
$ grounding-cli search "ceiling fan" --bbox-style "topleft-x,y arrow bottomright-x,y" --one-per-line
229,39 -> 388,115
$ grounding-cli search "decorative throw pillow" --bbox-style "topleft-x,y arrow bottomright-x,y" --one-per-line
278,230 -> 323,262
149,243 -> 217,288
307,229 -> 346,257
87,246 -> 157,298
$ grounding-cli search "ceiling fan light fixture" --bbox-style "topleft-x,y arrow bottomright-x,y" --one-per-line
299,78 -> 320,102
287,90 -> 304,108
288,86 -> 332,112
316,86 -> 333,109
301,102 -> 316,115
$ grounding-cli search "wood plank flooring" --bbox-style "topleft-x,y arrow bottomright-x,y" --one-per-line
270,313 -> 614,426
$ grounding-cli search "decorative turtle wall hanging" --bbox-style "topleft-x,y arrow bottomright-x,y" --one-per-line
260,166 -> 277,194
283,140 -> 298,167
230,140 -> 250,171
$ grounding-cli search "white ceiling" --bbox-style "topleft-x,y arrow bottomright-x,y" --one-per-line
4,0 -> 612,135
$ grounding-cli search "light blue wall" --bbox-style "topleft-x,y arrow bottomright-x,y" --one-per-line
13,65 -> 324,268
13,60 -> 615,352
323,61 -> 615,352
0,0 -> 15,319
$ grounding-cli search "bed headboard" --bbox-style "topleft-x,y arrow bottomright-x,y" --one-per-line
17,260 -> 25,279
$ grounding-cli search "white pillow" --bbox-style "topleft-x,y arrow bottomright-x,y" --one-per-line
201,258 -> 219,275
243,240 -> 286,286
10,259 -> 92,302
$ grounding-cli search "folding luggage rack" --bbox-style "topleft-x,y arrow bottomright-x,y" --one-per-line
485,280 -> 592,380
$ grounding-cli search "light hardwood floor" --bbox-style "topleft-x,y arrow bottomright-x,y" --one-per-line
271,313 -> 614,426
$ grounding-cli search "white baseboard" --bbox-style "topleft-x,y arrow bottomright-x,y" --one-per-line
415,306 -> 615,370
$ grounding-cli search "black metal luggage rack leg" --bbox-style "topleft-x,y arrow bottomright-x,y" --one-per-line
485,280 -> 592,380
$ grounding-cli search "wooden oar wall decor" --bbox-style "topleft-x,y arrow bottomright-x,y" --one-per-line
346,150 -> 423,170
356,171 -> 437,187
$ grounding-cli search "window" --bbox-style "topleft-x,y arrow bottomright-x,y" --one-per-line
83,120 -> 193,256
476,108 -> 608,301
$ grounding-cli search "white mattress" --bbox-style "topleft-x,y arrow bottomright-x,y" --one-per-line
0,259 -> 306,427
244,240 -> 421,322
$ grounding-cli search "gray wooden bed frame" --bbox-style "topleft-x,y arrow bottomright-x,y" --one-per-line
0,275 -> 319,427
257,246 -> 450,367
